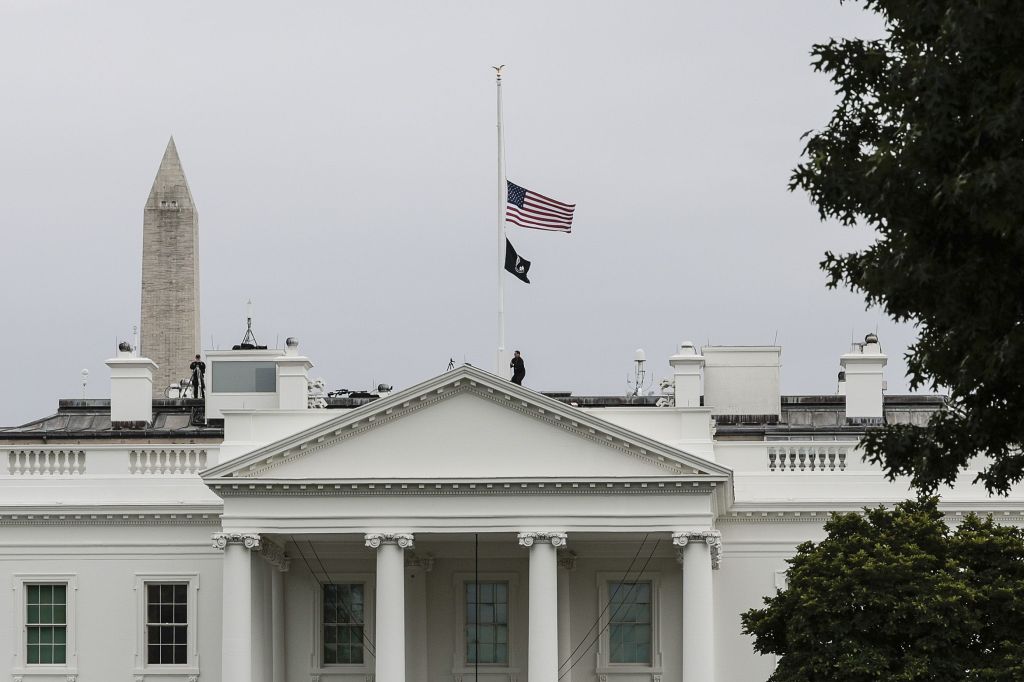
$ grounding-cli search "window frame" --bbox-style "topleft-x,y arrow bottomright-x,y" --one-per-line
595,572 -> 663,677
311,573 -> 375,676
11,573 -> 78,678
451,571 -> 520,678
133,573 -> 200,678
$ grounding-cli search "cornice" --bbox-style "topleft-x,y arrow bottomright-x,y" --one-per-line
208,479 -> 721,497
719,508 -> 1024,524
0,511 -> 219,527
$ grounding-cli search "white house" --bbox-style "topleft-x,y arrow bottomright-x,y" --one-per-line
1,333 -> 1010,682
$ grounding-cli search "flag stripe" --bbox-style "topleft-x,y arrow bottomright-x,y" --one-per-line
506,207 -> 573,229
515,202 -> 574,221
523,199 -> 574,219
528,192 -> 575,212
506,215 -> 572,232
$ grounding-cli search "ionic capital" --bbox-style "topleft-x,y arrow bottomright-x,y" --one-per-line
672,530 -> 723,569
365,532 -> 415,549
212,532 -> 261,551
518,532 -> 568,548
260,537 -> 291,571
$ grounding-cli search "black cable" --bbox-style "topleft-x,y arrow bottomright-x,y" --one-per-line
293,538 -> 377,658
306,541 -> 377,656
557,538 -> 661,680
558,534 -> 649,672
475,532 -> 480,682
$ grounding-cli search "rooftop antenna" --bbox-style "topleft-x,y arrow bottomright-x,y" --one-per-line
80,369 -> 89,398
628,348 -> 649,397
131,325 -> 139,356
232,300 -> 268,351
447,358 -> 455,371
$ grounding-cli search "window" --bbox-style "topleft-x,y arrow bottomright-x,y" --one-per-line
323,584 -> 365,665
133,573 -> 199,676
608,581 -> 652,664
211,361 -> 276,393
466,581 -> 509,665
26,583 -> 67,665
146,583 -> 188,664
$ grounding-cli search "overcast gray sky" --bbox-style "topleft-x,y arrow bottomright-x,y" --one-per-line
1,1 -> 910,426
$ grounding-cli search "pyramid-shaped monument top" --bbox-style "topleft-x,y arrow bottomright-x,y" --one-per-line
145,136 -> 195,210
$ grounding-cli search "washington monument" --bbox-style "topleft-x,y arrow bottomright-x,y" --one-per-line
140,137 -> 200,396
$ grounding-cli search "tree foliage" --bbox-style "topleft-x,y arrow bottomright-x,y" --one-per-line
741,499 -> 1024,681
792,0 -> 1024,493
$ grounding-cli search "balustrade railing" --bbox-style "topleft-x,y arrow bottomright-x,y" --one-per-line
129,449 -> 208,475
7,449 -> 86,475
768,444 -> 849,472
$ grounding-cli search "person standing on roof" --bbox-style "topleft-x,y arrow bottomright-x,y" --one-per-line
189,354 -> 206,399
510,350 -> 526,385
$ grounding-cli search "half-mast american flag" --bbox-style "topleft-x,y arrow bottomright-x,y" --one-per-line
506,181 -> 575,233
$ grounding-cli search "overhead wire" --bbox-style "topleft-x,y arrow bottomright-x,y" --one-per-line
558,533 -> 649,673
558,538 -> 661,680
292,537 -> 377,659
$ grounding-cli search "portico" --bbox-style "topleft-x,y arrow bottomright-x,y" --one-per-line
202,366 -> 731,682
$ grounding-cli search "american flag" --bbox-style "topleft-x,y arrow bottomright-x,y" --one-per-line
506,181 -> 575,233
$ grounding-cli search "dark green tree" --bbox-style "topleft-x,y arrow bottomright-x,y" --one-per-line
741,498 -> 1024,681
792,0 -> 1024,493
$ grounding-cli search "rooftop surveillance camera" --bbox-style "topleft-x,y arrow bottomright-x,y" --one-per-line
377,383 -> 393,393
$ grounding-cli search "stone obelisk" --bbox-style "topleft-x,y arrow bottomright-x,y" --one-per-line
140,137 -> 200,396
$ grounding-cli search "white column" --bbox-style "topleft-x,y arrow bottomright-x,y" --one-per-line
214,532 -> 262,682
673,531 -> 722,682
271,566 -> 286,682
557,553 -> 575,681
366,533 -> 415,682
519,532 -> 567,682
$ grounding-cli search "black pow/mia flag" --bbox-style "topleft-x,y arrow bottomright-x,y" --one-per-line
504,238 -> 531,284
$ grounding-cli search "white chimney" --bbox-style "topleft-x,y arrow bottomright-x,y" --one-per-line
277,337 -> 313,410
702,345 -> 781,416
840,333 -> 887,419
668,341 -> 704,407
106,342 -> 157,424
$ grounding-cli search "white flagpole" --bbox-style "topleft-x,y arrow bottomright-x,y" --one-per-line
494,65 -> 507,376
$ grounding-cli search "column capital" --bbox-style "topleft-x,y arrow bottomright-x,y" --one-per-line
260,537 -> 291,572
365,532 -> 415,549
212,532 -> 262,551
672,530 -> 722,569
518,531 -> 568,548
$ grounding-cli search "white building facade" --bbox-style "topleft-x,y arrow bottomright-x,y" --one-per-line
1,337 -> 1010,682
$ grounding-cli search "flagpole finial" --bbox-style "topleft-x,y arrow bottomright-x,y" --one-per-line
493,65 -> 504,79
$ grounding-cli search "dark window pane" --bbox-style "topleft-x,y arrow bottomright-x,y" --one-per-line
148,644 -> 160,664
53,643 -> 66,665
173,584 -> 186,602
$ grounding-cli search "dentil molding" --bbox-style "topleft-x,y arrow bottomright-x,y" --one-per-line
672,530 -> 723,569
211,532 -> 261,551
365,533 -> 415,549
517,532 -> 568,548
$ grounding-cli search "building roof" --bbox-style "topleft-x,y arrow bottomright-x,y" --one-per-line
1,391 -> 945,442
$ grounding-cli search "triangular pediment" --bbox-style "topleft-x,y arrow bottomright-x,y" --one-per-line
202,366 -> 731,482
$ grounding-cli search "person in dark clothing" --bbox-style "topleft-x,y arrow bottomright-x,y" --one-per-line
510,350 -> 526,385
189,354 -> 207,399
